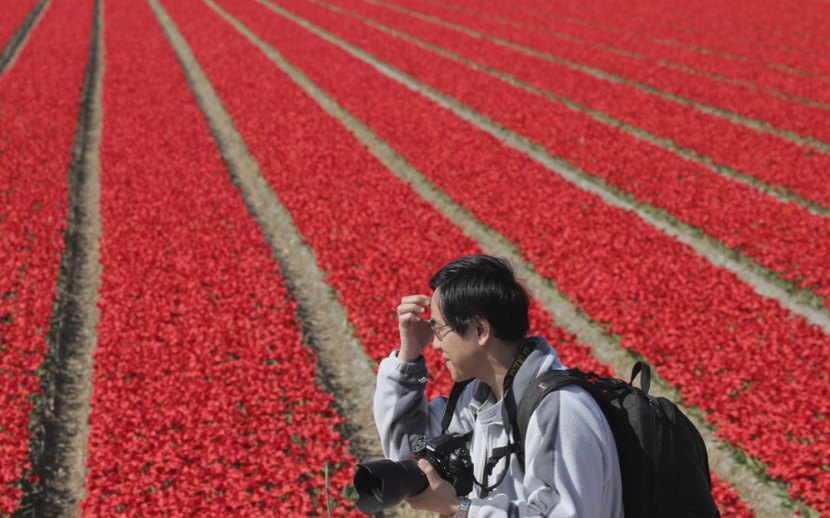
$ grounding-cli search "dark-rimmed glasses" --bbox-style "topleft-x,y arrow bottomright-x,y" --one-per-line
428,320 -> 452,340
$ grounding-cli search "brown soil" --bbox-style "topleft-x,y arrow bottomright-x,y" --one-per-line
26,0 -> 104,515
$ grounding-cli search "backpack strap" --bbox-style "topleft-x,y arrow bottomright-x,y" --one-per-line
629,361 -> 651,393
441,379 -> 474,434
516,363 -> 652,459
514,368 -> 601,469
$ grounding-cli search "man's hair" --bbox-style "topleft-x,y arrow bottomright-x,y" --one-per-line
429,255 -> 530,341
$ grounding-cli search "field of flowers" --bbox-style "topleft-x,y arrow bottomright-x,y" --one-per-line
0,0 -> 93,509
1,0 -> 828,516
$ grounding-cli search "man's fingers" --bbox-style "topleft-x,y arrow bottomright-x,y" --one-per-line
418,459 -> 442,487
397,312 -> 423,327
399,295 -> 431,307
397,296 -> 430,318
397,295 -> 434,360
397,295 -> 432,327
397,303 -> 427,317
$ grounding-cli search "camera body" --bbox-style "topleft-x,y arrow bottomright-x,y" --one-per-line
353,433 -> 475,513
410,434 -> 474,496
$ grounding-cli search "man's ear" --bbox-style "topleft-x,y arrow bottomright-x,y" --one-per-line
475,319 -> 492,345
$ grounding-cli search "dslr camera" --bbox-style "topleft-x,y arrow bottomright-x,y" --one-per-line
353,433 -> 475,513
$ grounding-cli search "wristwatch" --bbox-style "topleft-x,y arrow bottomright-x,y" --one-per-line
454,497 -> 472,518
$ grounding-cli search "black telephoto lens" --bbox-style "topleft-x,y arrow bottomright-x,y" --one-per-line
353,459 -> 428,513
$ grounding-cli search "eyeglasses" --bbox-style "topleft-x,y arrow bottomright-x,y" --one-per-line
428,320 -> 453,340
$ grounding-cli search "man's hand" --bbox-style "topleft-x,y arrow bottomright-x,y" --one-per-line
406,459 -> 463,516
397,295 -> 434,362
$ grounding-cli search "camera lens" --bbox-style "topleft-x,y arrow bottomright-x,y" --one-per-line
353,459 -> 428,513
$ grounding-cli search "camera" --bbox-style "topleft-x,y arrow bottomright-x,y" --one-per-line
353,433 -> 475,513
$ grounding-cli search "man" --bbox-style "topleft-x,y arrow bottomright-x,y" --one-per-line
374,255 -> 623,517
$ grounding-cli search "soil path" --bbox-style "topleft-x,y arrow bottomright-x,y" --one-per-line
26,0 -> 104,515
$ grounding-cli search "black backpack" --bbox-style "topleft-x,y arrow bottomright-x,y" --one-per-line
515,362 -> 720,518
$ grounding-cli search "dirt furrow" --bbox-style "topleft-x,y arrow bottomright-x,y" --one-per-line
23,0 -> 104,515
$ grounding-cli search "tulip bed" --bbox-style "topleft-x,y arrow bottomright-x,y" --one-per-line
264,0 -> 830,318
80,0 -> 357,514
158,0 -> 623,511
516,0 -> 830,82
0,0 -> 38,54
0,0 -> 92,512
545,0 -> 830,75
300,0 -> 830,300
202,0 -> 824,513
354,0 -> 830,211
398,0 -> 830,108
306,0 -> 830,300
472,0 -> 830,81
373,0 -> 830,145
2,0 -> 826,515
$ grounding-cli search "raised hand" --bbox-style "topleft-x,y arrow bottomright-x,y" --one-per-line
396,294 -> 434,362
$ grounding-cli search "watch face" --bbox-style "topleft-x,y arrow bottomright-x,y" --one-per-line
455,498 -> 471,517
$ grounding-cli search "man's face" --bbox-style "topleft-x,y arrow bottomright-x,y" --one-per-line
429,292 -> 480,382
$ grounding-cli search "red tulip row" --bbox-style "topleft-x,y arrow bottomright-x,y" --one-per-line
0,0 -> 92,512
523,0 -> 830,72
168,0 -> 750,513
508,0 -> 830,78
580,0 -> 830,59
318,0 -> 830,212
0,0 -> 38,53
375,0 -> 830,145
79,0 -> 356,514
265,0 -> 830,318
423,0 -> 830,107
208,0 -> 825,512
661,0 -> 830,42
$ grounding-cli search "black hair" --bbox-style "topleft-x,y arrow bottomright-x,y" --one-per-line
429,255 -> 530,341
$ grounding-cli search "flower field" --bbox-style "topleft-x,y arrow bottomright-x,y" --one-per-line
0,0 -> 93,509
0,0 -> 827,516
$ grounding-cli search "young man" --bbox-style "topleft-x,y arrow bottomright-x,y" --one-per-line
374,255 -> 623,517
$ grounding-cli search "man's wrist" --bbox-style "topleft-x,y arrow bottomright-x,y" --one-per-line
396,349 -> 422,363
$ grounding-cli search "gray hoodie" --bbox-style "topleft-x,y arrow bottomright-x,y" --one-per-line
374,336 -> 624,517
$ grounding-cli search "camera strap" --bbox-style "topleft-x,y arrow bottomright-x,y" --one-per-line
501,338 -> 534,395
440,338 -> 533,433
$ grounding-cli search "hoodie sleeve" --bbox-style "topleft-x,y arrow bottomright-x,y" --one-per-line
373,350 -> 444,461
374,350 -> 478,461
468,386 -> 623,518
